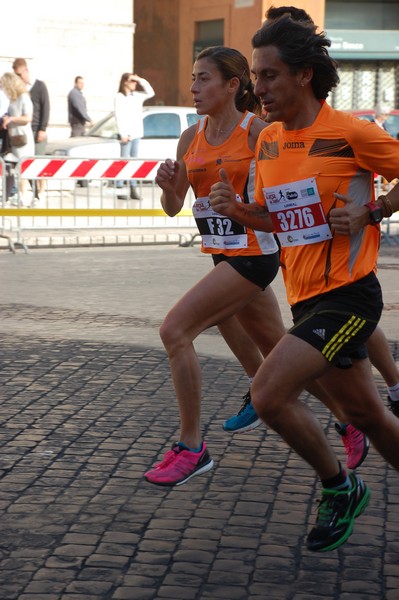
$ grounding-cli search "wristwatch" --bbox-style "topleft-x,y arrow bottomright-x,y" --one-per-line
365,201 -> 383,224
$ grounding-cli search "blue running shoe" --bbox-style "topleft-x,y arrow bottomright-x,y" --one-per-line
223,390 -> 262,433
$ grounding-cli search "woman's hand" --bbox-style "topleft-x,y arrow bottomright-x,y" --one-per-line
156,159 -> 180,193
1,115 -> 11,129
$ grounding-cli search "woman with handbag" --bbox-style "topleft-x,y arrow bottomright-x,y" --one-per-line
0,72 -> 35,205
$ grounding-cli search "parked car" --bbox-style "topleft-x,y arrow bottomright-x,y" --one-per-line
350,109 -> 399,140
45,106 -> 201,160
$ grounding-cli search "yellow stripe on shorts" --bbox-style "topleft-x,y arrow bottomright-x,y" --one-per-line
322,315 -> 366,362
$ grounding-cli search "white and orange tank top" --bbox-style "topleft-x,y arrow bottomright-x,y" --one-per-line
183,111 -> 278,256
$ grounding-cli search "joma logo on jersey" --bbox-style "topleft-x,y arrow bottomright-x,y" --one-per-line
283,142 -> 305,149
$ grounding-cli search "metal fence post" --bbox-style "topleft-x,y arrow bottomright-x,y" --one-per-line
0,156 -> 28,252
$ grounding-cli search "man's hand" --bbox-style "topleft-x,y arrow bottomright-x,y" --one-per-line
37,130 -> 47,143
329,193 -> 370,235
209,168 -> 237,217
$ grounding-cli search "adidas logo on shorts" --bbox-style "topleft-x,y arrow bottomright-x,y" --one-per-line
313,328 -> 326,339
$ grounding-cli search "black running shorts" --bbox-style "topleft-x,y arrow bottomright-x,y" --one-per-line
289,272 -> 383,368
211,251 -> 280,290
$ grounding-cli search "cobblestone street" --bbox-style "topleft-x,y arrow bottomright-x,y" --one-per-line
0,244 -> 398,600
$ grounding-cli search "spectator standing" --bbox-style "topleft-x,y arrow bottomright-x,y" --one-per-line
114,72 -> 155,200
68,76 -> 92,137
0,72 -> 34,205
12,58 -> 50,201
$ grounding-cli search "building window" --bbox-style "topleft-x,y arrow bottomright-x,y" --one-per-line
235,0 -> 254,6
193,19 -> 224,60
325,0 -> 399,30
330,61 -> 398,110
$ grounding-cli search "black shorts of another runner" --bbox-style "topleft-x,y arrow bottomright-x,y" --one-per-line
289,272 -> 383,369
212,251 -> 280,290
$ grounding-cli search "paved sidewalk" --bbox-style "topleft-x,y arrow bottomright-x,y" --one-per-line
0,245 -> 398,600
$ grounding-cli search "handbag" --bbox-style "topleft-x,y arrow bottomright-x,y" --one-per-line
0,127 -> 11,156
10,133 -> 27,147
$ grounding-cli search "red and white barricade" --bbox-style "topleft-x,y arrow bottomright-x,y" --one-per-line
0,156 -> 197,248
19,157 -> 162,181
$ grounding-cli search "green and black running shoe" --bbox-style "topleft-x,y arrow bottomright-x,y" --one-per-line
388,395 -> 399,418
306,471 -> 370,552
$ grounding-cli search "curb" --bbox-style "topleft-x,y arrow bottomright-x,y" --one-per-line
0,228 -> 201,251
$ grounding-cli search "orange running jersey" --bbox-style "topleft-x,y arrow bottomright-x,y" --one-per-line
255,101 -> 399,305
184,111 -> 278,256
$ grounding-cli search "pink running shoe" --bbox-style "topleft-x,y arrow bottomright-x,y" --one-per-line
144,442 -> 214,486
335,423 -> 370,470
